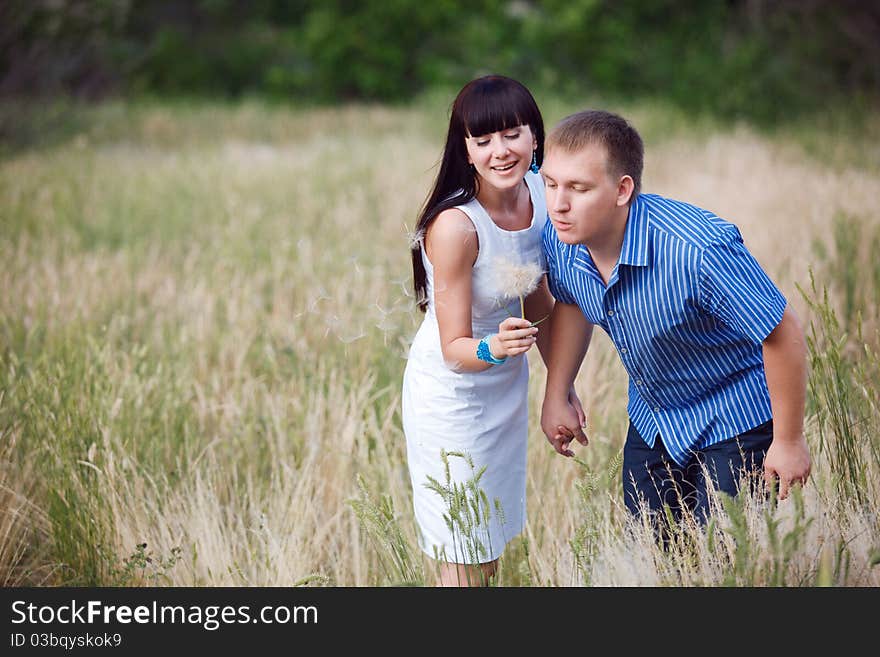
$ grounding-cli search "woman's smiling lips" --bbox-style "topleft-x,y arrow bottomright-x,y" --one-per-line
491,161 -> 517,173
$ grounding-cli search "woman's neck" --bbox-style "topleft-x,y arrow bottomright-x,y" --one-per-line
475,178 -> 528,218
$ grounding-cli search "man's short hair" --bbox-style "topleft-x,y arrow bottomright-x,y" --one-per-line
547,110 -> 644,199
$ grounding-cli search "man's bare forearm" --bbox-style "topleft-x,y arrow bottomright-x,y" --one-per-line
545,301 -> 593,399
762,306 -> 807,443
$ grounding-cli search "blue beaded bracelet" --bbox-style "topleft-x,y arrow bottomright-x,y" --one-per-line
477,334 -> 507,365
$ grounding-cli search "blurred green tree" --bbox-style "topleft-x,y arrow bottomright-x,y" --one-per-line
1,0 -> 877,122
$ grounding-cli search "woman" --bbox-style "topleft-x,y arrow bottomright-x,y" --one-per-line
402,75 -> 584,586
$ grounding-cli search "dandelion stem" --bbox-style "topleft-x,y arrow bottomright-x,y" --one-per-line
530,313 -> 550,327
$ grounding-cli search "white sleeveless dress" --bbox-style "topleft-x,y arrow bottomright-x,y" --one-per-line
402,171 -> 547,564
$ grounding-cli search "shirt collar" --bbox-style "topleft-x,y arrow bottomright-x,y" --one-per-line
618,194 -> 650,268
572,245 -> 600,281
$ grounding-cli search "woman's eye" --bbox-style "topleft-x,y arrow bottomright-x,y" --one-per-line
476,140 -> 489,146
505,132 -> 520,140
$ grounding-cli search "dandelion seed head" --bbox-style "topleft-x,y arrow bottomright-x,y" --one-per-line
491,256 -> 544,299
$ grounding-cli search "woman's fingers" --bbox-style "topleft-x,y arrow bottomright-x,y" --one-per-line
503,338 -> 535,354
499,317 -> 533,331
492,319 -> 539,357
499,327 -> 538,344
499,326 -> 538,340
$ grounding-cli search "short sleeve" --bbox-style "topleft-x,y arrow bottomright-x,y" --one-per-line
542,217 -> 576,304
698,237 -> 787,344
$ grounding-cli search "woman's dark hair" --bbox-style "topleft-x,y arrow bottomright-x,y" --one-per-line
411,75 -> 544,312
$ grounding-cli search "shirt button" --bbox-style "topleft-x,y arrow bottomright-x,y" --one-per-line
636,379 -> 643,386
620,347 -> 628,354
653,407 -> 660,413
607,310 -> 614,317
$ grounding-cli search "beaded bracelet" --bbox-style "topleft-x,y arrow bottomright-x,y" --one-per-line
477,334 -> 507,365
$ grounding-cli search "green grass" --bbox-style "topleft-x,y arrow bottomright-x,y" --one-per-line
1,98 -> 879,586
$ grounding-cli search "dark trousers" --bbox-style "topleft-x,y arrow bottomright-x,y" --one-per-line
622,420 -> 773,523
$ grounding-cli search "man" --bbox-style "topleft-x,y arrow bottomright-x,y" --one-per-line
539,110 -> 811,522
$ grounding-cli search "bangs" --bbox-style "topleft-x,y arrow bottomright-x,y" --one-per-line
457,79 -> 541,138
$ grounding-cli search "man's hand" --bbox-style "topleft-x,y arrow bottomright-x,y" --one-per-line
763,435 -> 811,500
541,394 -> 588,457
568,385 -> 586,428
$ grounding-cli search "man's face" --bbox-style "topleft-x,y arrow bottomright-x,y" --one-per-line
541,142 -> 628,246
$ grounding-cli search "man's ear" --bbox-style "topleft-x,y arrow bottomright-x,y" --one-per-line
617,175 -> 635,206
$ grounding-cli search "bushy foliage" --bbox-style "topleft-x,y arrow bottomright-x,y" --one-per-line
2,0 -> 878,122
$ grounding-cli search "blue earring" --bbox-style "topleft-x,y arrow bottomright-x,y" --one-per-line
529,152 -> 539,174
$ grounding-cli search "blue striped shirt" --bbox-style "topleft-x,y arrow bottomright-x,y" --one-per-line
543,193 -> 787,466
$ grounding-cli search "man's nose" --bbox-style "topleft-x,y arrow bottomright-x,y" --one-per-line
552,191 -> 569,213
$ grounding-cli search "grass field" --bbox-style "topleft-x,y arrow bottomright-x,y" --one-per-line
1,97 -> 879,586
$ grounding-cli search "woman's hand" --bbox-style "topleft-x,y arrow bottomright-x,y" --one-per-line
490,316 -> 539,359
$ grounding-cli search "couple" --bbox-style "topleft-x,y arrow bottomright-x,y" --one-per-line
400,75 -> 812,587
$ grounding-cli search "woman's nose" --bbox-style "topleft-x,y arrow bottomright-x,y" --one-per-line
492,136 -> 509,157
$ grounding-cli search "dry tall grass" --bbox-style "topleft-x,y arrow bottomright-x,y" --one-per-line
1,100 -> 878,585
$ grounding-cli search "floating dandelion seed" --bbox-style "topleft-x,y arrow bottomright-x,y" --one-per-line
345,255 -> 362,274
374,300 -> 397,317
390,276 -> 413,298
324,314 -> 341,338
491,257 -> 544,318
406,228 -> 425,251
375,315 -> 397,346
305,289 -> 331,313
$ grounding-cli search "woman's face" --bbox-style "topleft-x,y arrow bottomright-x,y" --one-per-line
464,124 -> 537,191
